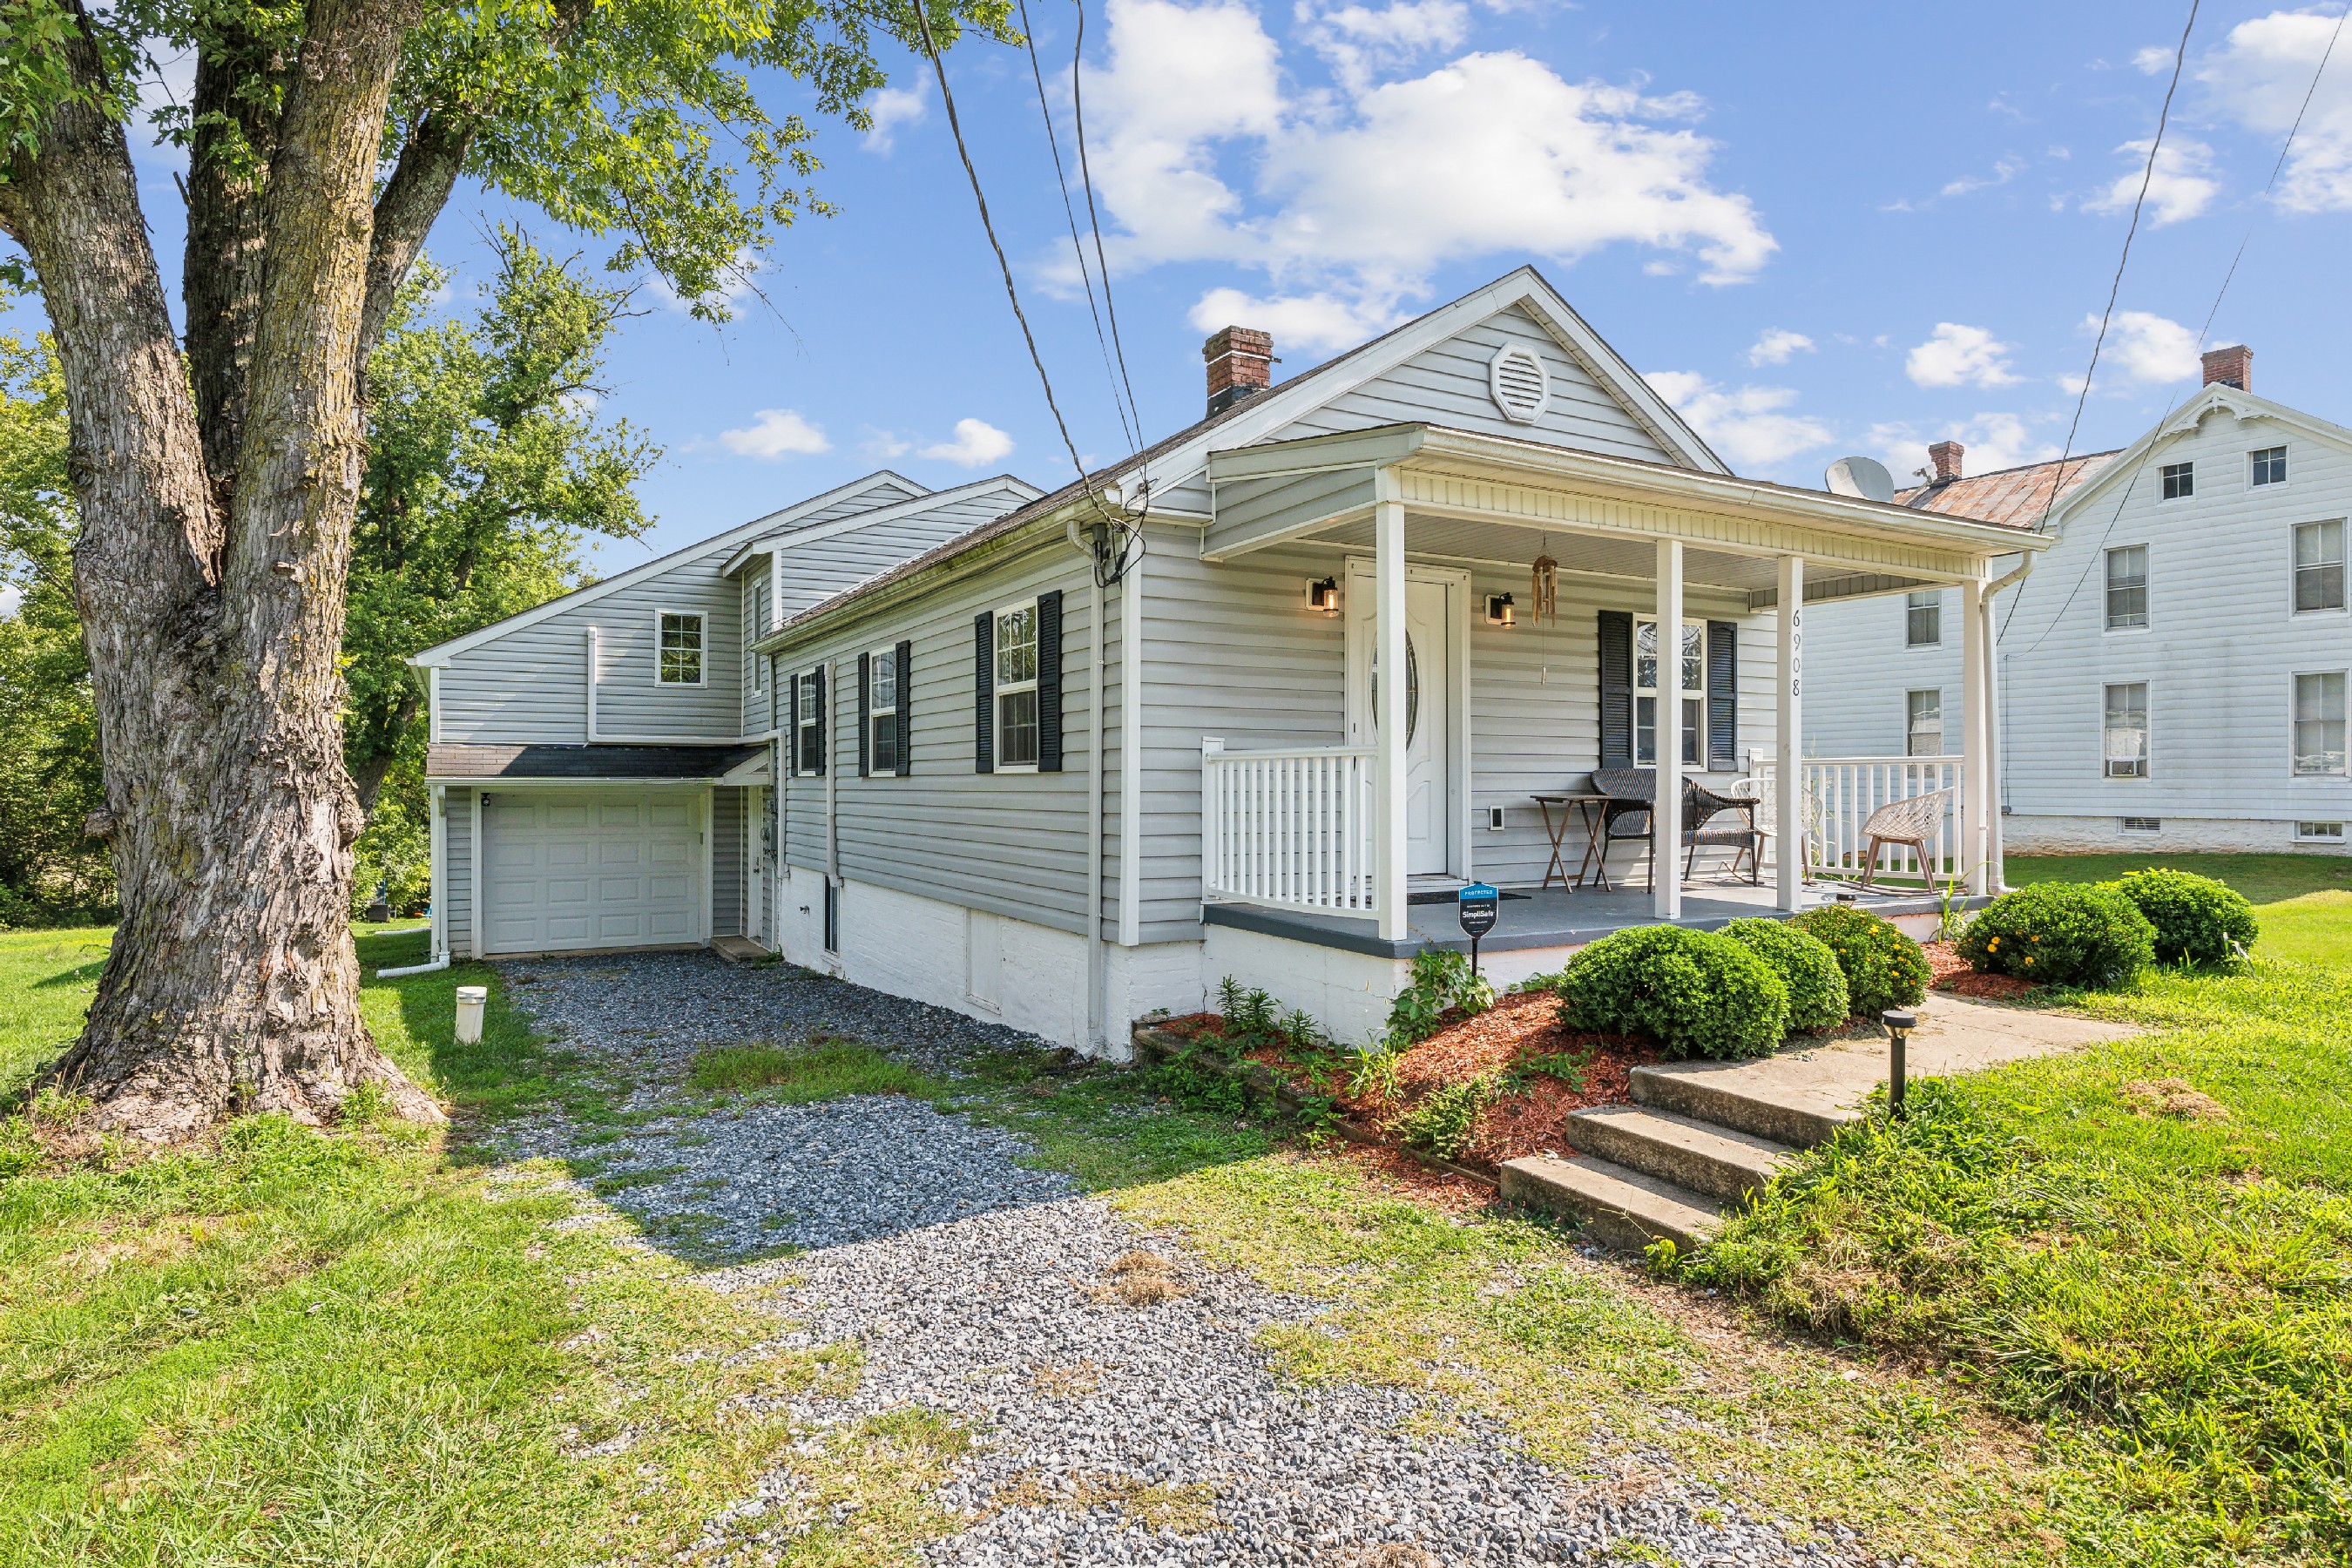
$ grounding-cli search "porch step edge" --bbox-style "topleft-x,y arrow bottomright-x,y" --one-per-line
1628,1063 -> 1860,1149
1499,1153 -> 1724,1254
1564,1105 -> 1794,1203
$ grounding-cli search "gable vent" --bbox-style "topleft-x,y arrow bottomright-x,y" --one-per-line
1489,344 -> 1550,424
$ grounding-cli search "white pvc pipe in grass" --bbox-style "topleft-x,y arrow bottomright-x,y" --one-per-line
454,984 -> 487,1044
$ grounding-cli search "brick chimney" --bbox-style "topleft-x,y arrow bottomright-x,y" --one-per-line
1204,327 -> 1274,416
2202,343 -> 2252,391
1928,439 -> 1965,485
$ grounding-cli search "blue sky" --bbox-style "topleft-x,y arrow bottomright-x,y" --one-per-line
11,0 -> 2352,580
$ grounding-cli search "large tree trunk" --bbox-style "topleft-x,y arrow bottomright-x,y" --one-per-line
3,4 -> 440,1138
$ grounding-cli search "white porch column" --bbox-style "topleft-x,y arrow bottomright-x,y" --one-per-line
1961,576 -> 1989,896
1774,555 -> 1804,911
1654,537 -> 1683,919
1981,591 -> 2008,890
1375,481 -> 1409,940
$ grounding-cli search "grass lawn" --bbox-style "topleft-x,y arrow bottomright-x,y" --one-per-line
2005,851 -> 2352,966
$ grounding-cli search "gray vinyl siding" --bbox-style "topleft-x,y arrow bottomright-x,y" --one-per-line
741,575 -> 774,734
712,787 -> 743,937
1804,402 -> 2352,831
444,787 -> 475,958
778,540 -> 1102,936
1272,304 -> 1676,463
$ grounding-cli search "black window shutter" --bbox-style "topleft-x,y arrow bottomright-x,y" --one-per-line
1037,589 -> 1064,773
1598,610 -> 1633,767
973,612 -> 995,774
894,639 -> 913,776
1706,620 -> 1738,770
811,665 -> 827,775
856,652 -> 871,778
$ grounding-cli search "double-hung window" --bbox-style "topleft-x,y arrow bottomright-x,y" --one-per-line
994,604 -> 1041,769
1905,589 -> 1942,647
1634,618 -> 1704,767
868,647 -> 900,774
794,669 -> 824,775
2104,682 -> 2150,778
2295,672 -> 2347,776
2253,445 -> 2288,487
1906,689 -> 1944,756
2295,520 -> 2346,613
2160,461 -> 2194,501
2105,545 -> 2149,630
658,612 -> 704,685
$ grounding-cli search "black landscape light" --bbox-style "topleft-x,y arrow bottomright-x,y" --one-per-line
1882,1009 -> 1916,1119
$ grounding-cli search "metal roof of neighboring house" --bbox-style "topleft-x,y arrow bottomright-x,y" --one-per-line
1893,450 -> 2120,529
425,743 -> 763,782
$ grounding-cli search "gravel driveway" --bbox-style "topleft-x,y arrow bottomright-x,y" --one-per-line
497,952 -> 1871,1567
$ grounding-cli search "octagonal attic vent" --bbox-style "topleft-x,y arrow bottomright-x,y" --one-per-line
1489,344 -> 1550,424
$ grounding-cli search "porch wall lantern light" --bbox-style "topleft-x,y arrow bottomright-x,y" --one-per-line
1882,1009 -> 1916,1119
1306,578 -> 1341,615
1485,592 -> 1517,628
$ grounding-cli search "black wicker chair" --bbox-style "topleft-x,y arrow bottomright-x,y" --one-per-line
1682,781 -> 1764,884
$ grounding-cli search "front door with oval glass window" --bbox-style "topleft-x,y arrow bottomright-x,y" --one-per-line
1346,565 -> 1455,876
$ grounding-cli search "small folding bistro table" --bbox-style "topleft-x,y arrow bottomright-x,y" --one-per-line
1531,791 -> 1613,890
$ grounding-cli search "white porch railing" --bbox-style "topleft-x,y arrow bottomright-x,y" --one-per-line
1201,738 -> 1377,916
1750,754 -> 1968,884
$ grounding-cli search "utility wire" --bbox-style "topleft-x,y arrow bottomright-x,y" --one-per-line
2031,0 -> 2200,536
1070,0 -> 1148,485
2198,2 -> 2349,346
1015,0 -> 1141,456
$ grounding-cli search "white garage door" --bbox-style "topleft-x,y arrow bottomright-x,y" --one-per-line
482,791 -> 702,955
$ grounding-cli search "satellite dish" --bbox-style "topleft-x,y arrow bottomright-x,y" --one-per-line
1825,455 -> 1896,504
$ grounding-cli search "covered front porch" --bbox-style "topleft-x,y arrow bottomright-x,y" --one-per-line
1193,422 -> 2049,958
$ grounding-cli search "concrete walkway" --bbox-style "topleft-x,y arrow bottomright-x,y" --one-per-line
1502,994 -> 2139,1249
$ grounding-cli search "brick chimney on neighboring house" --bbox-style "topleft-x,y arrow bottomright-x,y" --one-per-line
1928,439 -> 1964,485
2202,343 -> 2252,391
1204,327 -> 1274,416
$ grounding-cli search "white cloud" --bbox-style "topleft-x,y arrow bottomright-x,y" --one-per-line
919,417 -> 1015,467
862,82 -> 929,153
651,248 -> 765,315
1905,322 -> 2023,389
2202,9 -> 2352,212
0,582 -> 22,619
1869,414 -> 2059,485
1646,371 -> 1833,470
720,409 -> 831,459
862,429 -> 915,459
1074,0 -> 1777,334
1941,155 -> 2025,197
2132,44 -> 2176,74
2087,308 -> 2201,386
2085,138 -> 2219,226
1188,285 -> 1401,352
1745,327 -> 1814,366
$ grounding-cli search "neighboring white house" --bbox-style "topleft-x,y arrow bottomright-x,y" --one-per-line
1803,345 -> 2351,857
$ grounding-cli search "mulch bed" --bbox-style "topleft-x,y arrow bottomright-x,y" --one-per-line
1922,940 -> 2041,1001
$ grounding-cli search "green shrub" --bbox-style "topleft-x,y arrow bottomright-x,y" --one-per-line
1384,947 -> 1495,1047
1209,977 -> 1327,1059
2108,868 -> 2259,965
1789,905 -> 1929,1018
1393,1073 -> 1497,1160
1551,924 -> 1788,1060
1957,881 -> 2155,989
1721,918 -> 1851,1033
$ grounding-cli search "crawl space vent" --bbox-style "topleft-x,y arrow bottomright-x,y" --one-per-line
1489,345 -> 1550,424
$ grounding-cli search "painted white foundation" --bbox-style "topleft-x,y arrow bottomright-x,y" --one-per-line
2003,814 -> 2351,856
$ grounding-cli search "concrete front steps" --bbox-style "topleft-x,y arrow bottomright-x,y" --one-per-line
1498,993 -> 2140,1252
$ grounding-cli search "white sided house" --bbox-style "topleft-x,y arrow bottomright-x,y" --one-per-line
745,270 -> 2051,1051
1803,344 -> 2352,857
408,470 -> 1043,964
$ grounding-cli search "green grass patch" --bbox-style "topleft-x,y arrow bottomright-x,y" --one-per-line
686,1039 -> 931,1101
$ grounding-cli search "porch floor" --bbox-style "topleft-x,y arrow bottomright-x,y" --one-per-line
1203,875 -> 1968,961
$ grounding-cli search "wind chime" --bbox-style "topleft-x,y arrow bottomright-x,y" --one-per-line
1531,538 -> 1559,683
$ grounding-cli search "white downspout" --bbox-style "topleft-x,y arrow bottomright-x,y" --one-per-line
585,626 -> 600,742
1066,518 -> 1107,1054
1981,553 -> 2032,891
379,783 -> 454,978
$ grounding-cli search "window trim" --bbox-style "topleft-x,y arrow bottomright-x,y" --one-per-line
2295,820 -> 2346,844
2251,444 -> 2288,490
2159,461 -> 2194,503
2102,680 -> 2151,781
1632,615 -> 1707,767
991,598 -> 1042,774
744,580 -> 765,692
2104,544 -> 2151,632
1903,588 -> 1943,648
793,667 -> 824,777
866,644 -> 902,777
1904,687 -> 1945,758
654,608 -> 706,687
2290,668 -> 2349,779
2291,518 -> 2349,618
2119,816 -> 2163,836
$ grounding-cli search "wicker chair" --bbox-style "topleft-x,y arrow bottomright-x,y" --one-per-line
1683,781 -> 1763,884
1729,774 -> 1821,886
1858,787 -> 1956,891
1588,767 -> 1655,892
1590,769 -> 1764,889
